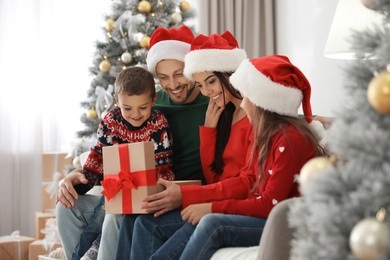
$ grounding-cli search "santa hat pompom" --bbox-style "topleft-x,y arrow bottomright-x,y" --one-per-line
309,120 -> 325,140
183,31 -> 247,81
147,25 -> 195,77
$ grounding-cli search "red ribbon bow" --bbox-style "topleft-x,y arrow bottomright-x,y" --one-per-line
101,144 -> 156,213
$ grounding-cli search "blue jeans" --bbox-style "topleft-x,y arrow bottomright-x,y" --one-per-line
72,195 -> 105,260
56,194 -> 101,260
130,209 -> 185,260
151,221 -> 196,260
179,214 -> 266,260
115,214 -> 139,260
56,194 -> 122,260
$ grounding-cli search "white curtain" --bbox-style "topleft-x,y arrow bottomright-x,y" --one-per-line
197,0 -> 275,58
0,0 -> 111,237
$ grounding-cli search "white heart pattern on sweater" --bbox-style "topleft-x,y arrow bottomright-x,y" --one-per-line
279,146 -> 285,152
272,199 -> 278,205
268,169 -> 272,175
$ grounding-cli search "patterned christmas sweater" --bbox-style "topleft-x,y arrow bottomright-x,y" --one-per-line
75,107 -> 174,195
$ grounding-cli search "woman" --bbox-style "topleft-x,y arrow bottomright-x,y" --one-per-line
177,55 -> 326,259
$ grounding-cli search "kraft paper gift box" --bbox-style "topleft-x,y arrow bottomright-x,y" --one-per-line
101,142 -> 162,214
41,152 -> 72,212
29,240 -> 62,260
41,152 -> 72,181
0,232 -> 35,260
41,182 -> 58,213
34,212 -> 56,239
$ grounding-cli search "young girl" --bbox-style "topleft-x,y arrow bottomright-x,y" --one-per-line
122,31 -> 256,260
174,55 -> 325,259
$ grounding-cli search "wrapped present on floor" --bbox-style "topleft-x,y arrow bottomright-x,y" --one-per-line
41,152 -> 72,181
29,240 -> 62,260
101,142 -> 164,214
31,215 -> 62,260
0,231 -> 35,260
41,152 -> 72,212
34,212 -> 56,239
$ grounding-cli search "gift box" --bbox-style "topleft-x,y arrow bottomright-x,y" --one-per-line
41,182 -> 59,213
102,142 -> 161,214
0,232 -> 35,260
34,212 -> 56,239
29,240 -> 62,260
41,152 -> 72,181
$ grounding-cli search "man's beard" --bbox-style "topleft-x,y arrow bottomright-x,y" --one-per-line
171,82 -> 196,104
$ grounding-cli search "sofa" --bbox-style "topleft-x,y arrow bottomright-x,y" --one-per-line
211,198 -> 297,260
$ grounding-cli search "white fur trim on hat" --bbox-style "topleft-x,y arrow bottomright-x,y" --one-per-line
309,120 -> 325,140
230,59 -> 303,117
146,40 -> 191,77
183,49 -> 247,81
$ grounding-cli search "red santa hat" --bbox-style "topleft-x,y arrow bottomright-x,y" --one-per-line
183,31 -> 247,81
230,55 -> 324,137
146,25 -> 195,76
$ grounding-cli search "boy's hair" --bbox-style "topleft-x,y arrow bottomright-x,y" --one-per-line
115,66 -> 156,98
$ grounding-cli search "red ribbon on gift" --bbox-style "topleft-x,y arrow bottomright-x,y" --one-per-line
101,144 -> 156,213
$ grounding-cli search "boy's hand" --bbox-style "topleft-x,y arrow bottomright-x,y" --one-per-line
56,168 -> 88,208
181,203 -> 211,225
141,179 -> 182,217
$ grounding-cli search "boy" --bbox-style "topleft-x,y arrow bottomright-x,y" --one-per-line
63,66 -> 175,260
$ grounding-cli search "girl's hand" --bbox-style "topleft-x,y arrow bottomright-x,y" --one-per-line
181,203 -> 212,225
204,99 -> 224,128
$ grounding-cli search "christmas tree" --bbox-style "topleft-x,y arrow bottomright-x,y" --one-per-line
69,0 -> 196,167
289,0 -> 390,259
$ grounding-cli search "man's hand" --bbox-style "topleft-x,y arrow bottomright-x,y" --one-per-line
204,99 -> 224,128
181,203 -> 211,225
56,168 -> 88,208
141,179 -> 182,217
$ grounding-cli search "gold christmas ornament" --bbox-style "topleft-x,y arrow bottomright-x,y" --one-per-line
361,0 -> 380,10
140,35 -> 151,48
99,59 -> 112,73
299,156 -> 335,187
105,18 -> 115,31
138,0 -> 152,14
171,12 -> 182,24
179,0 -> 191,12
350,208 -> 390,259
86,108 -> 98,119
121,51 -> 133,64
367,71 -> 390,115
72,156 -> 81,168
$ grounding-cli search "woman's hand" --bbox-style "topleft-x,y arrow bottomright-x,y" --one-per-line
181,203 -> 212,225
204,99 -> 224,128
141,179 -> 182,217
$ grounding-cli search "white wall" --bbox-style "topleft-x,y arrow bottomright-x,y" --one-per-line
275,0 -> 352,116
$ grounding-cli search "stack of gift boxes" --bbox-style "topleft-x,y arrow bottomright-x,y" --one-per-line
0,152 -> 71,260
30,152 -> 72,259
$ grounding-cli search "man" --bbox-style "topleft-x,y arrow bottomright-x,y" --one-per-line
114,25 -> 210,259
56,25 -> 208,260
